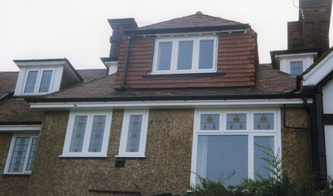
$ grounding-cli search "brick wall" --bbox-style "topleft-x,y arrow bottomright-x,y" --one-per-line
114,30 -> 257,89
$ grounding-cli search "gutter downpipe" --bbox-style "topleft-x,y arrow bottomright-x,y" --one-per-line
121,33 -> 134,89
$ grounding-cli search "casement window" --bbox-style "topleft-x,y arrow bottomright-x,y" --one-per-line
191,109 -> 281,186
4,134 -> 39,174
23,69 -> 54,94
118,110 -> 149,158
290,61 -> 303,76
62,111 -> 112,157
152,36 -> 218,74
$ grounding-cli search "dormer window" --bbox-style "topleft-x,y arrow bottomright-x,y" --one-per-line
24,69 -> 53,93
152,36 -> 218,74
290,61 -> 303,76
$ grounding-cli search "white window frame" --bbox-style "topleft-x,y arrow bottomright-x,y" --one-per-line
117,110 -> 149,158
190,108 -> 281,185
61,111 -> 112,157
22,68 -> 55,95
4,134 -> 39,174
152,36 -> 218,74
275,52 -> 316,76
289,61 -> 303,76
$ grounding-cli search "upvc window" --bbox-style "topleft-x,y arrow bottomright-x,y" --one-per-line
152,36 -> 218,74
191,109 -> 281,186
23,69 -> 54,94
4,134 -> 39,174
62,111 -> 112,157
117,110 -> 149,158
290,61 -> 303,76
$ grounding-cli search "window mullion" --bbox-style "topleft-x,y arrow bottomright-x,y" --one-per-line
193,39 -> 199,71
82,114 -> 93,154
171,40 -> 178,72
34,70 -> 43,94
248,133 -> 254,179
22,137 -> 32,173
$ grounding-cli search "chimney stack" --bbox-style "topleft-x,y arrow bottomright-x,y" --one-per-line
288,0 -> 332,52
108,18 -> 138,59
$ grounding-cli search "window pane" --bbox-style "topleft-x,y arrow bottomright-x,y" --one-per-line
196,135 -> 248,186
26,138 -> 38,171
177,41 -> 193,70
9,137 -> 29,172
199,40 -> 214,69
126,115 -> 143,152
254,113 -> 274,130
200,114 -> 219,130
24,71 -> 38,93
157,42 -> 172,70
88,115 -> 106,152
69,116 -> 87,152
227,114 -> 247,130
254,136 -> 274,180
290,61 -> 303,76
39,70 -> 53,92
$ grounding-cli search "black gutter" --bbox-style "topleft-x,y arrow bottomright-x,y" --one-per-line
121,33 -> 134,89
0,121 -> 42,125
125,24 -> 251,35
25,93 -> 311,103
88,189 -> 141,196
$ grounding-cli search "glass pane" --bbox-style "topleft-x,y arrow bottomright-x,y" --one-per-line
26,138 -> 38,171
126,115 -> 143,152
200,114 -> 219,130
196,135 -> 248,186
177,41 -> 193,70
9,137 -> 29,172
254,113 -> 274,130
254,136 -> 274,180
69,116 -> 87,152
290,61 -> 303,76
39,70 -> 53,92
227,114 -> 247,130
88,115 -> 106,152
157,42 -> 172,70
199,40 -> 214,69
24,71 -> 38,93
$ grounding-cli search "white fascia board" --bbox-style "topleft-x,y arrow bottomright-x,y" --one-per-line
0,125 -> 41,132
303,51 -> 333,86
29,98 -> 311,110
275,52 -> 317,59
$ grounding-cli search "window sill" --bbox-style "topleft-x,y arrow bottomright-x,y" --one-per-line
115,155 -> 146,159
1,173 -> 31,176
142,71 -> 225,78
59,155 -> 108,159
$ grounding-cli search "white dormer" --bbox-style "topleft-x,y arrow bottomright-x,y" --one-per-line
275,52 -> 317,76
13,59 -> 82,96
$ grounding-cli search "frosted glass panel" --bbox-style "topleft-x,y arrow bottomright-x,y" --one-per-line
9,137 -> 29,172
126,115 -> 143,152
254,113 -> 274,130
26,138 -> 38,171
254,136 -> 274,180
157,42 -> 172,70
177,41 -> 193,70
70,116 -> 87,152
88,115 -> 106,152
39,70 -> 53,92
196,135 -> 248,186
227,114 -> 247,130
24,71 -> 38,93
199,40 -> 214,69
200,114 -> 219,130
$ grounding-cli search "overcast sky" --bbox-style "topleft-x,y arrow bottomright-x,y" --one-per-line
0,0 -> 332,71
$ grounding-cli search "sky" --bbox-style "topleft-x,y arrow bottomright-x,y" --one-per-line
0,0 -> 332,71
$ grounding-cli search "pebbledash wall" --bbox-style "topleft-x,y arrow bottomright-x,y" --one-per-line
0,107 -> 310,195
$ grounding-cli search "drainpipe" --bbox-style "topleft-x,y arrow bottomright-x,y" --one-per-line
314,85 -> 327,187
121,33 -> 134,89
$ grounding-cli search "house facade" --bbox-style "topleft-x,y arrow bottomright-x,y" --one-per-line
0,1 -> 330,195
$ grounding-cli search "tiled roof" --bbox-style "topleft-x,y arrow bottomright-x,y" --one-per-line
0,69 -> 107,123
139,12 -> 244,30
44,64 -> 297,99
303,46 -> 333,75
